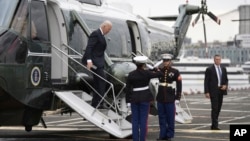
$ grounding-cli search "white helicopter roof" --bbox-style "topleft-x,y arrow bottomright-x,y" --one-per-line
50,0 -> 174,35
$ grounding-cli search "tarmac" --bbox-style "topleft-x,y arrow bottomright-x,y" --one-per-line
0,89 -> 250,141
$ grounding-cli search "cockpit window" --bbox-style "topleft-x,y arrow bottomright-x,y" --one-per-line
10,0 -> 49,43
31,1 -> 49,41
30,1 -> 49,42
11,0 -> 29,38
0,0 -> 19,28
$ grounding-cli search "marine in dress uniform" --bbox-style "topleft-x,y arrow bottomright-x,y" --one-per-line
156,54 -> 182,141
125,56 -> 163,141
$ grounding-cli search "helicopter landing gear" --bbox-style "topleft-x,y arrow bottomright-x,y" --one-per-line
25,125 -> 32,132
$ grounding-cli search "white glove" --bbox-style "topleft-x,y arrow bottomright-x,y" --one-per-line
127,103 -> 131,107
175,100 -> 180,104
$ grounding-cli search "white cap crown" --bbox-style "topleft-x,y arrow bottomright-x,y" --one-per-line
133,56 -> 148,64
161,53 -> 173,60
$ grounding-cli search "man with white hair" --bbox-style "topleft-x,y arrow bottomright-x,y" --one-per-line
82,20 -> 112,108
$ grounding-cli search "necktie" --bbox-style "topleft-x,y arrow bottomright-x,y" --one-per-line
217,66 -> 222,85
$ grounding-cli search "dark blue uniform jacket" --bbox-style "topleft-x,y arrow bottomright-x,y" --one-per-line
125,69 -> 163,103
156,67 -> 182,103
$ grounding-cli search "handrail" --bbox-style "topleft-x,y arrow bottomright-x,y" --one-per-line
62,43 -> 126,112
52,44 -> 112,106
51,43 -> 128,126
62,43 -> 126,96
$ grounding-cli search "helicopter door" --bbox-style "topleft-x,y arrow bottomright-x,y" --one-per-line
47,2 -> 68,84
127,21 -> 142,54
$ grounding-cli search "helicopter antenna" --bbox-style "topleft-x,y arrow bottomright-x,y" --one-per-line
192,0 -> 221,58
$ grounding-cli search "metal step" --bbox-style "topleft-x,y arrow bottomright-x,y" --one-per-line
54,91 -> 132,138
175,103 -> 193,124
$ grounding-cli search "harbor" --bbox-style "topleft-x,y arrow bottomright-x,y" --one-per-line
0,89 -> 250,141
172,55 -> 250,94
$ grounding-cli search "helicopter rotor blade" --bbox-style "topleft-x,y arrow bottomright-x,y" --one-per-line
192,12 -> 201,27
207,11 -> 221,25
202,13 -> 208,57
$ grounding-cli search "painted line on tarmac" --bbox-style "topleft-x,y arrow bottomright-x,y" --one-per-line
176,135 -> 228,141
176,129 -> 229,133
148,127 -> 229,133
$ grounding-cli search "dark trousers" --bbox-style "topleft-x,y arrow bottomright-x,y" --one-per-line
131,102 -> 150,141
210,89 -> 224,128
157,102 -> 175,139
91,67 -> 106,108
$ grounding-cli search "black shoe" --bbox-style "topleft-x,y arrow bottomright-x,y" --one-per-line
211,127 -> 221,130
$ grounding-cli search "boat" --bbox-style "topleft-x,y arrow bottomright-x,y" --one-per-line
242,61 -> 250,74
172,56 -> 250,95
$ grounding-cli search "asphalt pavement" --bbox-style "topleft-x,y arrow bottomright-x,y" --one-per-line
1,89 -> 250,141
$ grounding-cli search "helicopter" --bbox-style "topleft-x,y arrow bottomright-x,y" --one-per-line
0,0 -> 220,138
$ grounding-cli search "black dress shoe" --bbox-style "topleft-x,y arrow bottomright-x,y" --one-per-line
211,127 -> 221,130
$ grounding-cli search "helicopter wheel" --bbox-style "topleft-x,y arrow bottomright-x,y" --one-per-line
25,125 -> 32,132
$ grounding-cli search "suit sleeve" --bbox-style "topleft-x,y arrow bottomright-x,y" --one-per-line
204,67 -> 211,94
84,31 -> 98,60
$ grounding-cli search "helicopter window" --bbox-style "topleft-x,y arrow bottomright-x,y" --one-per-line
105,22 -> 132,58
61,10 -> 88,55
68,22 -> 88,55
0,0 -> 19,28
11,0 -> 29,38
79,14 -> 132,59
30,1 -> 49,42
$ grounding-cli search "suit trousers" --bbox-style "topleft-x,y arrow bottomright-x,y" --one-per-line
91,67 -> 106,108
210,88 -> 224,128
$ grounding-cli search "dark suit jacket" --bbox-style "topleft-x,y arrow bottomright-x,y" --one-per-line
82,29 -> 107,68
204,65 -> 228,96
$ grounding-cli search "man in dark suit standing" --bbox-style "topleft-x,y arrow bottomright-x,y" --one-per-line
204,54 -> 228,130
82,20 -> 112,108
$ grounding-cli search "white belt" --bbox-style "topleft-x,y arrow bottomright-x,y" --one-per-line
159,82 -> 175,88
133,86 -> 149,91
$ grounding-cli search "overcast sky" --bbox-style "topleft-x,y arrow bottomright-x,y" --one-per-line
125,0 -> 248,16
107,0 -> 250,43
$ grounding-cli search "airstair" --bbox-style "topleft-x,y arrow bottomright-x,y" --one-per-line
51,42 -> 132,138
54,90 -> 132,138
49,10 -> 132,138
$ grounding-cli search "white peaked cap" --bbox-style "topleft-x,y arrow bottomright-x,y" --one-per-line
133,56 -> 148,64
161,53 -> 173,60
